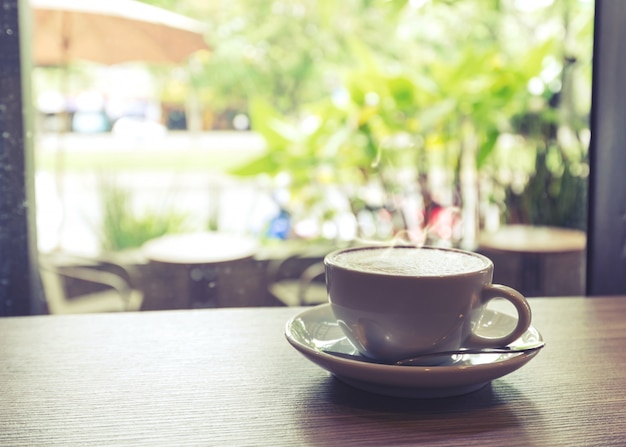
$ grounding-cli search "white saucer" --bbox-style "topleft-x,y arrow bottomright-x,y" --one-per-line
285,303 -> 544,398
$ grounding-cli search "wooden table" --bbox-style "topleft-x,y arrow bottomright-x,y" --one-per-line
1,296 -> 625,446
140,232 -> 267,309
477,225 -> 587,297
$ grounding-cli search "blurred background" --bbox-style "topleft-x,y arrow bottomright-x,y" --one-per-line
31,0 -> 593,253
26,0 -> 594,309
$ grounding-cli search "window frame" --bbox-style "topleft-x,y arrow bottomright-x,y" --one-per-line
586,0 -> 626,295
0,0 -> 42,316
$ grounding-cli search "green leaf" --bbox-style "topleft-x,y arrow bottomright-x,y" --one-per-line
230,153 -> 280,177
477,129 -> 500,169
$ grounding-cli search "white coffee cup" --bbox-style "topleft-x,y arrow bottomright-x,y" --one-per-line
324,245 -> 532,362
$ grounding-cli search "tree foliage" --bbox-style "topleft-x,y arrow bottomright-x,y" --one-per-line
141,0 -> 593,233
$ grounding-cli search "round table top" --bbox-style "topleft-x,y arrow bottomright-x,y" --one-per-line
142,232 -> 259,264
478,225 -> 586,254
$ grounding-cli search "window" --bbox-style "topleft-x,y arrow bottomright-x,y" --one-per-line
3,0 -> 623,316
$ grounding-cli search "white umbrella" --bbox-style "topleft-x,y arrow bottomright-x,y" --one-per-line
30,0 -> 209,66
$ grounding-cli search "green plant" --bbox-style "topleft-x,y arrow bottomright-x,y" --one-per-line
230,31 -> 557,241
485,3 -> 593,231
150,0 -> 593,235
98,180 -> 192,252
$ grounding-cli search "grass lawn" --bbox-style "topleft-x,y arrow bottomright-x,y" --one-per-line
34,131 -> 266,173
35,146 -> 263,173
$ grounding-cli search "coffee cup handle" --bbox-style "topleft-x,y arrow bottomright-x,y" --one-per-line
465,284 -> 532,348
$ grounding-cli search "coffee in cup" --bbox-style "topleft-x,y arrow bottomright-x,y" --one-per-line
324,245 -> 532,362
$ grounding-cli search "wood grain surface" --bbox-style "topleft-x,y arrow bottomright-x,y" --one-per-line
1,297 -> 625,446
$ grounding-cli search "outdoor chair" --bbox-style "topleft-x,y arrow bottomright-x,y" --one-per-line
39,254 -> 143,314
267,256 -> 327,307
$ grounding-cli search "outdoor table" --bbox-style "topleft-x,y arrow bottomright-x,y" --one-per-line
140,232 -> 266,309
477,225 -> 587,297
1,296 -> 625,446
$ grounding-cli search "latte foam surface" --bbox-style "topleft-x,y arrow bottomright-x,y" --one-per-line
330,247 -> 488,276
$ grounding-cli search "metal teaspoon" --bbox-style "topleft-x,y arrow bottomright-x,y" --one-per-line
322,340 -> 545,366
